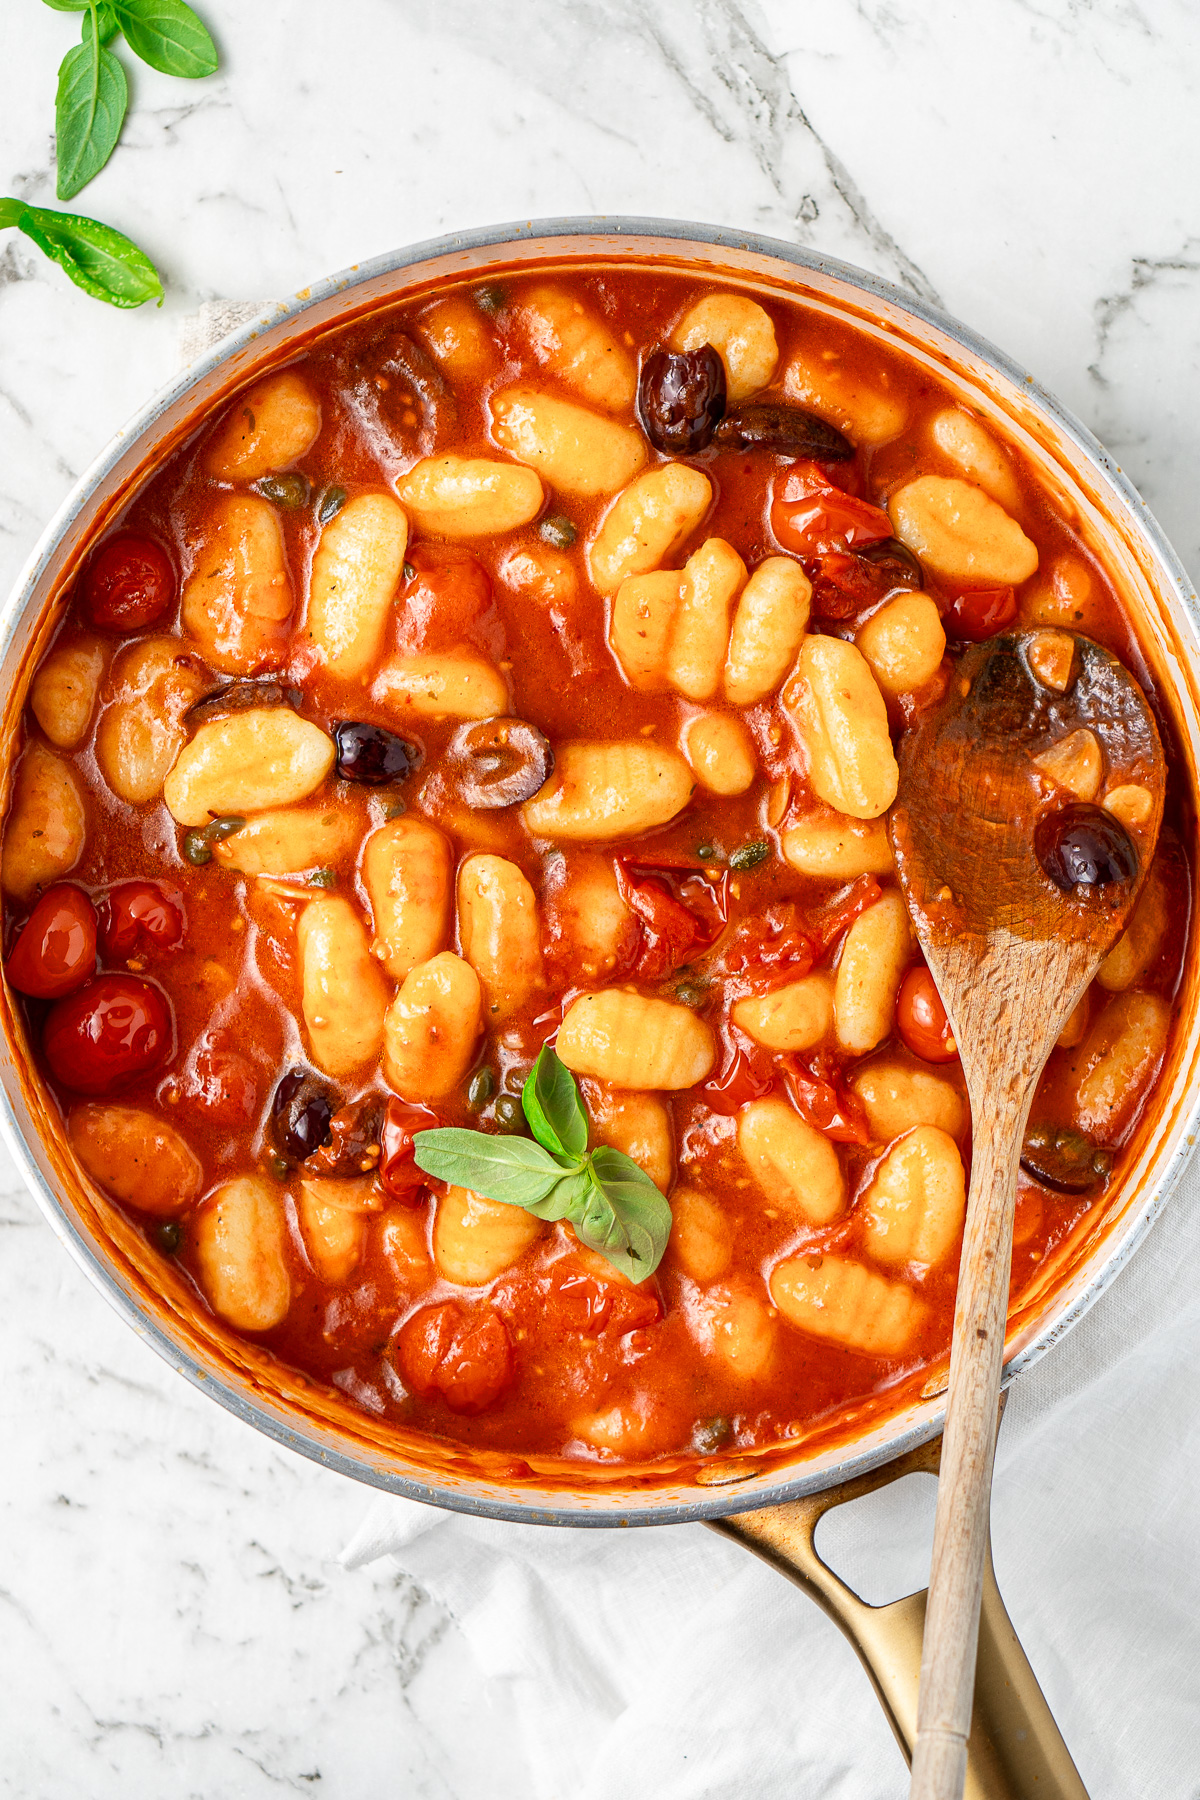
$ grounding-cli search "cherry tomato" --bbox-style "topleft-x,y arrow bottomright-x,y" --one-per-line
943,586 -> 1018,641
548,1262 -> 661,1336
396,1301 -> 514,1413
781,1055 -> 871,1144
808,875 -> 884,959
896,965 -> 958,1063
84,533 -> 175,631
379,1095 -> 441,1202
771,463 -> 893,558
724,902 -> 816,982
181,1039 -> 258,1125
404,546 -> 498,653
701,1041 -> 776,1115
97,881 -> 186,959
42,973 -> 174,1094
5,884 -> 97,999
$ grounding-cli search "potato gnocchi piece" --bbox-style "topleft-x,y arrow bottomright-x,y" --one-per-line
371,650 -> 510,720
861,1126 -> 967,1269
888,476 -> 1038,588
204,369 -> 322,482
383,952 -> 482,1102
672,294 -> 778,402
557,990 -> 715,1089
68,1104 -> 202,1217
298,897 -> 390,1078
95,637 -> 209,805
163,709 -> 335,827
850,1057 -> 968,1144
542,852 -> 634,981
856,594 -> 946,697
380,1207 -> 433,1285
298,1177 -> 376,1283
500,542 -> 579,607
784,636 -> 899,820
667,538 -> 747,701
834,891 -> 911,1055
456,853 -> 542,1022
1033,728 -> 1103,803
587,465 -> 712,596
180,494 -> 293,675
610,571 -> 682,689
194,1177 -> 292,1332
1066,989 -> 1170,1142
732,971 -> 833,1053
515,284 -> 637,413
305,492 -> 408,680
681,711 -> 757,796
214,806 -> 361,876
29,637 -> 106,749
396,455 -> 544,538
723,557 -> 811,706
433,1184 -> 543,1285
574,1397 -> 662,1456
586,1085 -> 675,1193
783,345 -> 907,445
691,1280 -> 776,1379
416,295 -> 496,382
362,817 -> 452,980
782,811 -> 894,879
1,743 -> 86,901
1103,784 -> 1154,832
737,1096 -> 845,1224
770,1253 -> 924,1356
1097,866 -> 1168,992
1056,991 -> 1091,1050
490,386 -> 646,496
929,409 -> 1021,511
521,741 -> 693,841
1021,555 -> 1096,630
669,1187 -> 733,1281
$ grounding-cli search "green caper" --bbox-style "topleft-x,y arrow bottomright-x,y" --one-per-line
266,1152 -> 289,1181
539,514 -> 577,549
256,473 -> 311,509
182,830 -> 212,866
153,1220 -> 182,1255
494,1094 -> 528,1135
403,561 -> 416,581
694,842 -> 719,861
318,484 -> 347,525
382,797 -> 407,820
729,840 -> 771,871
307,868 -> 338,888
692,1416 -> 732,1454
207,815 -> 246,841
675,982 -> 707,1008
474,283 -> 507,315
468,1067 -> 497,1111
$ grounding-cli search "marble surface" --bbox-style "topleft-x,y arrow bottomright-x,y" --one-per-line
3,1 -> 1200,1794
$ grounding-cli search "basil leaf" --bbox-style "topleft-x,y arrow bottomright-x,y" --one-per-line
413,1127 -> 572,1206
522,1045 -> 588,1158
11,203 -> 162,307
56,16 -> 129,199
95,2 -> 121,42
41,2 -> 95,11
576,1146 -> 673,1282
111,0 -> 218,77
520,1167 -> 593,1224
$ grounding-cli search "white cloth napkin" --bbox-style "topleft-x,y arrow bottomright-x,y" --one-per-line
183,303 -> 1200,1797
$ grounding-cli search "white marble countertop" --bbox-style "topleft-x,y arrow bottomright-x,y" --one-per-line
3,3 -> 1200,1795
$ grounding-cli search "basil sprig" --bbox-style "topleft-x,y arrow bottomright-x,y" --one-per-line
414,1047 -> 673,1283
0,198 -> 162,307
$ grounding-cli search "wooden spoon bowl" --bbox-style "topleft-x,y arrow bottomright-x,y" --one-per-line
889,629 -> 1165,1799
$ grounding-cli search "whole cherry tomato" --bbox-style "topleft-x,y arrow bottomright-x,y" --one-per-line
98,881 -> 186,959
85,533 -> 175,631
181,1039 -> 258,1125
895,965 -> 959,1063
5,883 -> 97,999
42,973 -> 174,1094
943,586 -> 1018,642
395,1301 -> 514,1413
771,462 -> 893,558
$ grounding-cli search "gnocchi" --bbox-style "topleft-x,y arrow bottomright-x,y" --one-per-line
681,711 -> 757,795
456,854 -> 542,1021
856,594 -> 946,697
383,952 -> 482,1101
396,455 -> 544,538
433,1184 -> 543,1285
587,465 -> 712,596
738,1097 -> 846,1224
490,386 -> 646,495
521,741 -> 694,840
180,494 -> 293,675
860,1126 -> 967,1268
515,284 -> 637,412
194,1177 -> 292,1332
834,892 -> 911,1055
95,638 -> 208,805
557,990 -> 715,1089
723,557 -> 811,706
362,817 -> 453,980
297,897 -> 390,1077
889,476 -> 1038,588
770,1254 -> 925,1356
672,294 -> 779,401
784,636 -> 899,820
69,1104 -> 202,1216
371,650 -> 510,720
205,369 -> 322,482
304,492 -> 409,679
163,709 -> 336,827
2,745 -> 86,901
29,638 -> 106,749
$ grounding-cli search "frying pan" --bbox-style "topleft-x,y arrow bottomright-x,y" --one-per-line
4,219 -> 1199,1797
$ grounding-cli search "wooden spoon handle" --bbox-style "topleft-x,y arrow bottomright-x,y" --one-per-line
909,1080 -> 1030,1799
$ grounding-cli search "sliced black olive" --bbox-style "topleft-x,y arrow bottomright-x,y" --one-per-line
1021,1123 -> 1113,1193
270,1068 -> 336,1163
1035,804 -> 1139,892
858,537 -> 924,587
449,717 -> 554,809
714,401 -> 854,461
637,346 -> 726,455
187,679 -> 305,723
303,1095 -> 385,1176
333,720 -> 421,784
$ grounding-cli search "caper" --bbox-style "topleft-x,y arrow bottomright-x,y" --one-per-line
318,484 -> 347,525
307,868 -> 337,888
539,514 -> 577,550
207,815 -> 246,841
403,561 -> 416,581
468,1067 -> 497,1111
152,1219 -> 182,1255
182,830 -> 212,866
694,842 -> 719,861
265,1152 -> 290,1181
256,473 -> 311,509
729,840 -> 771,871
474,283 -> 507,315
675,982 -> 707,1008
494,1094 -> 528,1135
692,1415 -> 732,1454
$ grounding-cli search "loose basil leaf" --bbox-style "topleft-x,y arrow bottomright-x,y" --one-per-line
522,1044 -> 588,1158
111,0 -> 218,78
579,1146 -> 672,1282
413,1127 -> 571,1206
56,16 -> 129,199
10,202 -> 163,307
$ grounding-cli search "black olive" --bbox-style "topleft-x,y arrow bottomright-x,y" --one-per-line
714,401 -> 854,461
187,680 -> 305,723
858,537 -> 924,587
1021,1123 -> 1113,1193
1035,803 -> 1139,891
270,1068 -> 336,1163
333,720 -> 421,784
449,717 -> 554,809
637,346 -> 726,455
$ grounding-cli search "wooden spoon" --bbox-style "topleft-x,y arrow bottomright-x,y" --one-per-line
889,628 -> 1166,1800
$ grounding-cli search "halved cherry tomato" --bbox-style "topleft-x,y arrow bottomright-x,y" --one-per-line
548,1260 -> 662,1335
808,875 -> 884,959
614,860 -> 727,983
85,534 -> 175,631
42,973 -> 173,1094
724,901 -> 816,984
896,965 -> 958,1063
181,1037 -> 258,1125
781,1054 -> 871,1145
97,881 -> 186,960
404,546 -> 499,655
702,1039 -> 776,1115
379,1095 -> 441,1202
943,586 -> 1017,641
395,1301 -> 514,1413
5,883 -> 97,999
771,462 -> 893,558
